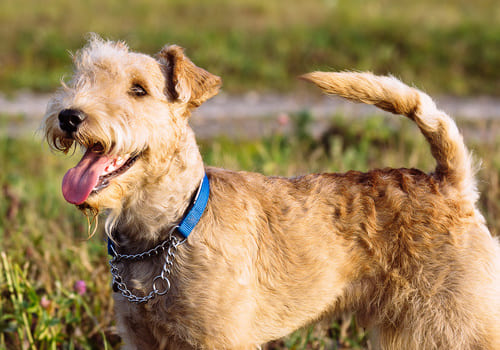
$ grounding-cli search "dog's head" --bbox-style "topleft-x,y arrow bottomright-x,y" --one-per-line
43,34 -> 221,211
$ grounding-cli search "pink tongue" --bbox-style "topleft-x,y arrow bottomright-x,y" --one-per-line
62,149 -> 113,205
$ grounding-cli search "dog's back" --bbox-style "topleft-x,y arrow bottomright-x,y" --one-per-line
301,72 -> 500,349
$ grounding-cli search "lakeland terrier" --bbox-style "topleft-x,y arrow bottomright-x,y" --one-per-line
43,36 -> 500,349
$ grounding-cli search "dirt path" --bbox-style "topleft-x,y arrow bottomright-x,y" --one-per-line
2,92 -> 500,139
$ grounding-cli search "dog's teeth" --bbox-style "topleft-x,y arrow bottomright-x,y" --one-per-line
102,157 -> 128,174
104,165 -> 114,174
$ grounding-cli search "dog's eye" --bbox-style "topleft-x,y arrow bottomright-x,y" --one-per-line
130,84 -> 147,97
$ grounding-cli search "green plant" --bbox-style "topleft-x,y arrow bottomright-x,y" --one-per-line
0,252 -> 112,349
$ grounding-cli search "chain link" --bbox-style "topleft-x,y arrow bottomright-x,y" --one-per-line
109,226 -> 186,303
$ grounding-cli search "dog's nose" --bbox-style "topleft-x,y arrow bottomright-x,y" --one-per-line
58,108 -> 86,134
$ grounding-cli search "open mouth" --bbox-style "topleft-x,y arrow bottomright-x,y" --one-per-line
61,143 -> 139,205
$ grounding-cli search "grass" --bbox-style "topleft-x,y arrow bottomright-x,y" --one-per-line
1,112 -> 500,349
0,0 -> 499,95
0,135 -> 116,349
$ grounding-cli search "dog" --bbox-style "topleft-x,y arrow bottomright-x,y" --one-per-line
43,35 -> 500,349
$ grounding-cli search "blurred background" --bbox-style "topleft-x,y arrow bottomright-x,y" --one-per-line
1,0 -> 499,349
1,0 -> 499,94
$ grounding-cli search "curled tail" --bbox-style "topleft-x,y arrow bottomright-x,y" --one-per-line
301,71 -> 478,203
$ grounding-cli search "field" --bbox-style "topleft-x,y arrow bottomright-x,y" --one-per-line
1,112 -> 500,349
1,0 -> 500,348
0,0 -> 499,95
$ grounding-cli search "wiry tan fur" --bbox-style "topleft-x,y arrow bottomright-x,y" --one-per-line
44,36 -> 500,349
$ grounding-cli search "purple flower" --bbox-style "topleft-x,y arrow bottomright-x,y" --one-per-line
40,296 -> 51,309
74,280 -> 87,295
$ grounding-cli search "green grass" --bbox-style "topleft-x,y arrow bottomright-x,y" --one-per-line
1,113 -> 500,349
0,136 -> 116,349
1,0 -> 499,95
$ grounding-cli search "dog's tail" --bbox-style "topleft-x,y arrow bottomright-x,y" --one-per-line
300,71 -> 478,202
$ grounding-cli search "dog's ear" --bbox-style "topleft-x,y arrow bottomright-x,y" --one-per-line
158,45 -> 222,109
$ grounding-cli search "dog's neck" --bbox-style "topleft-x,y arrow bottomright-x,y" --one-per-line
106,126 -> 204,252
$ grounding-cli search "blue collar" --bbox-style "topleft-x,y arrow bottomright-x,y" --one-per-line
108,174 -> 210,257
176,173 -> 210,238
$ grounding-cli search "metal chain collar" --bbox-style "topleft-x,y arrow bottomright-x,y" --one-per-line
109,226 -> 186,303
